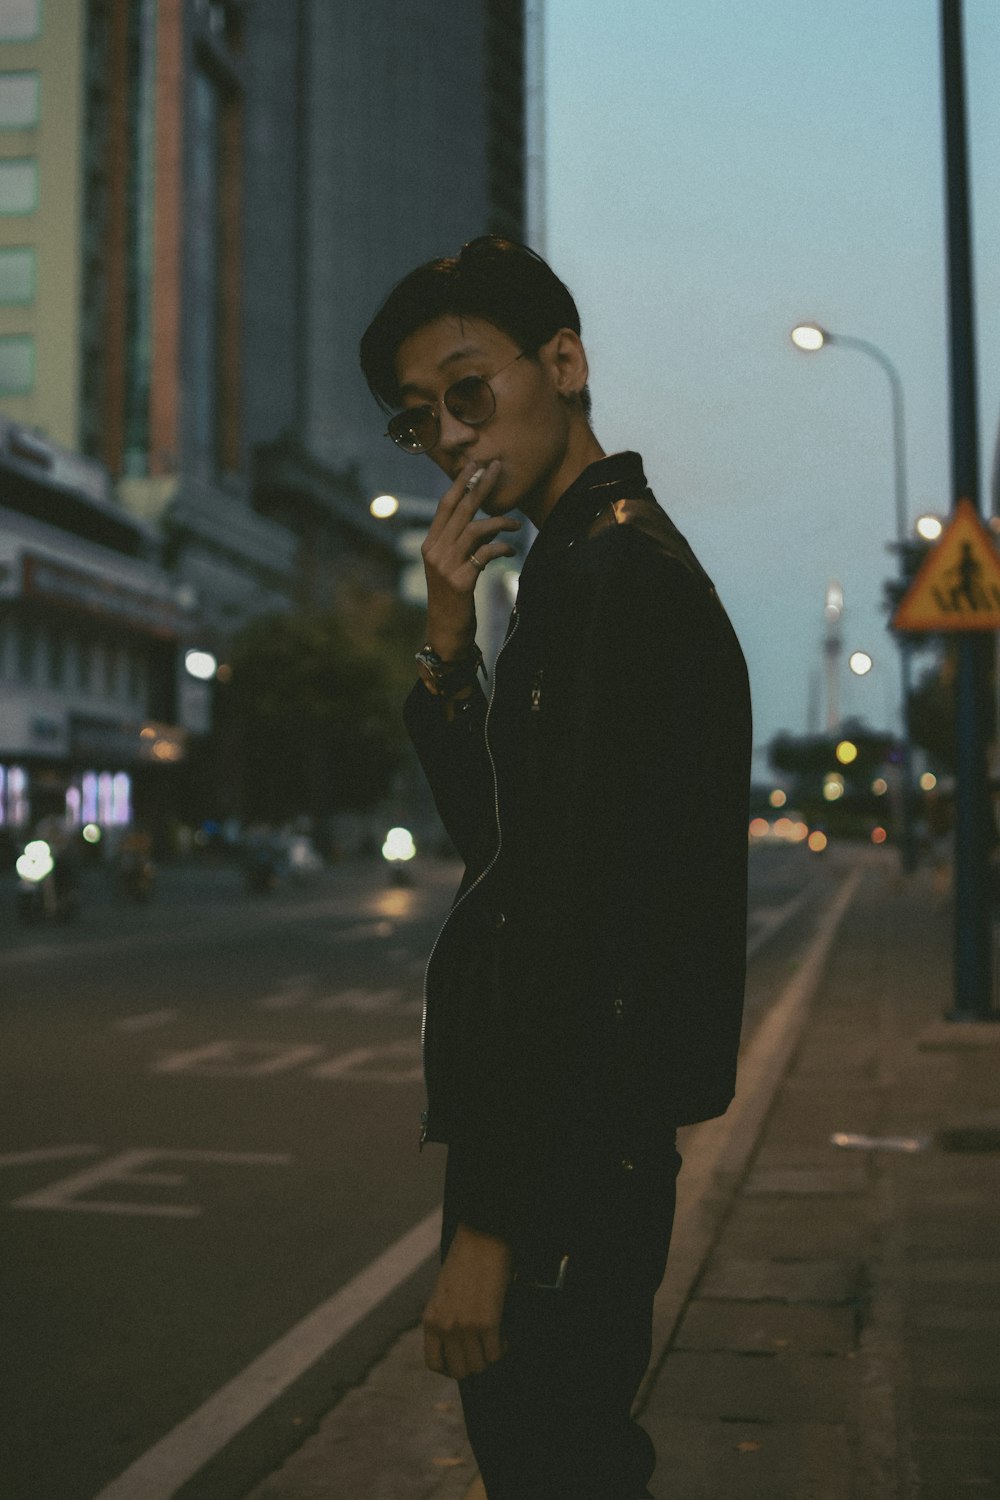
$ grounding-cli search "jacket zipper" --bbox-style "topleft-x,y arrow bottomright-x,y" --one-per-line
419,606 -> 520,1149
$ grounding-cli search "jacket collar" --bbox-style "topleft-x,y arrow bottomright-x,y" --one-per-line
519,451 -> 651,583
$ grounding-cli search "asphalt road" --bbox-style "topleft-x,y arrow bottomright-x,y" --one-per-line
0,844 -> 838,1500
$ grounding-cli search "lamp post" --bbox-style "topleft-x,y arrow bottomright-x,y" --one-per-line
790,323 -> 918,872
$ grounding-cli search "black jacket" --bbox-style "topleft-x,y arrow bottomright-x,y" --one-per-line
404,452 -> 751,1264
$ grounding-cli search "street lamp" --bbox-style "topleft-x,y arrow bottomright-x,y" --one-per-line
790,322 -> 918,872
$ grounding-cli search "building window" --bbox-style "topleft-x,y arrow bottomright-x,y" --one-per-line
45,626 -> 65,688
0,245 -> 34,303
0,764 -> 30,827
0,0 -> 40,43
77,636 -> 93,693
121,0 -> 158,476
189,67 -> 221,473
0,157 -> 37,214
0,333 -> 33,392
0,71 -> 40,129
103,642 -> 121,699
127,647 -> 143,704
15,617 -> 34,681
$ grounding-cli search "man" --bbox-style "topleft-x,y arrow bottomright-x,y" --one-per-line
360,236 -> 751,1500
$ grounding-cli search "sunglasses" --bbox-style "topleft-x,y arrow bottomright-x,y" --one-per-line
386,352 -> 528,454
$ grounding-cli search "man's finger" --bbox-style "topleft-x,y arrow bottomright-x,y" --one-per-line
423,461 -> 479,544
423,1329 -> 447,1376
439,461 -> 500,541
480,1327 -> 508,1365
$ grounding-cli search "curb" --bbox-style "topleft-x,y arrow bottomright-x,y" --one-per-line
459,864 -> 863,1500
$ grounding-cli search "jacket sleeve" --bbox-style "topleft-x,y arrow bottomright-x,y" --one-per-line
402,678 -> 498,875
443,525 -> 751,1260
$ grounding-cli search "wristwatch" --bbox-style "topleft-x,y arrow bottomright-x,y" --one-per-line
415,642 -> 486,697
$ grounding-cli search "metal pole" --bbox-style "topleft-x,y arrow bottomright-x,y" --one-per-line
826,331 -> 918,872
940,0 -> 994,1019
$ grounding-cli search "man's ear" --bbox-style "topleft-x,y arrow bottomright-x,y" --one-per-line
539,327 -> 589,405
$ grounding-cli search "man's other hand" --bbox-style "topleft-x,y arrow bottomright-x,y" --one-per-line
422,1222 -> 512,1379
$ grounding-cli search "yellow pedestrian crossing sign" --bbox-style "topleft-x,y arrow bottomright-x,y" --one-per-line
893,499 -> 1000,631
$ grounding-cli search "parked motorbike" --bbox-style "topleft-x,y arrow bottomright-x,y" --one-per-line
242,835 -> 283,894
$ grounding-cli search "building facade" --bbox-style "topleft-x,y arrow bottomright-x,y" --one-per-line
0,415 -> 195,847
0,0 -> 532,842
241,0 -> 529,510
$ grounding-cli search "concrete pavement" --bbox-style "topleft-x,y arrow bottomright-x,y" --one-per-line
246,847 -> 1000,1500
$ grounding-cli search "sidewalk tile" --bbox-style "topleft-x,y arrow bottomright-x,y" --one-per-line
910,1436 -> 1000,1489
645,1416 -> 850,1500
743,1166 -> 868,1195
719,1195 -> 870,1257
698,1256 -> 860,1304
650,1351 -> 853,1423
675,1301 -> 854,1355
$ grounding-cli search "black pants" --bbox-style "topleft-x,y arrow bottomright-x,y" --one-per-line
441,1138 -> 681,1500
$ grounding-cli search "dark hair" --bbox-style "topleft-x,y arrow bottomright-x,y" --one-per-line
359,235 -> 591,419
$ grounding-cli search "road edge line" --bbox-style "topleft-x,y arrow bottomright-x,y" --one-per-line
457,863 -> 864,1500
91,1207 -> 442,1500
633,861 -> 864,1412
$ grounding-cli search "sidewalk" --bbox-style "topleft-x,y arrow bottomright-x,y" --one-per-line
631,847 -> 1000,1500
247,849 -> 1000,1500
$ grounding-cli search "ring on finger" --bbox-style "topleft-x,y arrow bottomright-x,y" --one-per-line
467,552 -> 486,572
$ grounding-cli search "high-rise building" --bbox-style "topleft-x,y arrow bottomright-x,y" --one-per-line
0,0 -> 197,843
242,0 -> 531,510
0,0 -> 534,838
0,0 -> 85,446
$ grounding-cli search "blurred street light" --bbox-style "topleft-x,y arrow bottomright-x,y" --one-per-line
789,320 -> 917,872
849,650 -> 873,676
790,323 -> 826,352
185,649 -> 218,681
370,494 -> 400,519
915,512 -> 944,541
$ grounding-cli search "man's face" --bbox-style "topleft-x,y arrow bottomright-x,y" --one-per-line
393,316 -> 575,521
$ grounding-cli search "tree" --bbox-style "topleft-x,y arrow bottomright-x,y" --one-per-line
224,598 -> 424,830
906,651 -> 957,772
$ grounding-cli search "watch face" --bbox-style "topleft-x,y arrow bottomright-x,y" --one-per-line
416,657 -> 443,693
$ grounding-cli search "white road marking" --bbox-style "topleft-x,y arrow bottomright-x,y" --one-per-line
0,1145 -> 98,1168
329,920 -> 395,942
146,1039 -> 425,1082
113,1010 -> 180,1033
254,974 -> 316,1011
10,1148 -> 292,1218
314,986 -> 403,1013
746,883 -> 815,960
152,1041 -> 325,1077
92,1205 -> 442,1499
310,1041 -> 423,1082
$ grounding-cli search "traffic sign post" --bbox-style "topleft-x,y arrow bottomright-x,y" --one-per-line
922,0 -> 1000,1021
